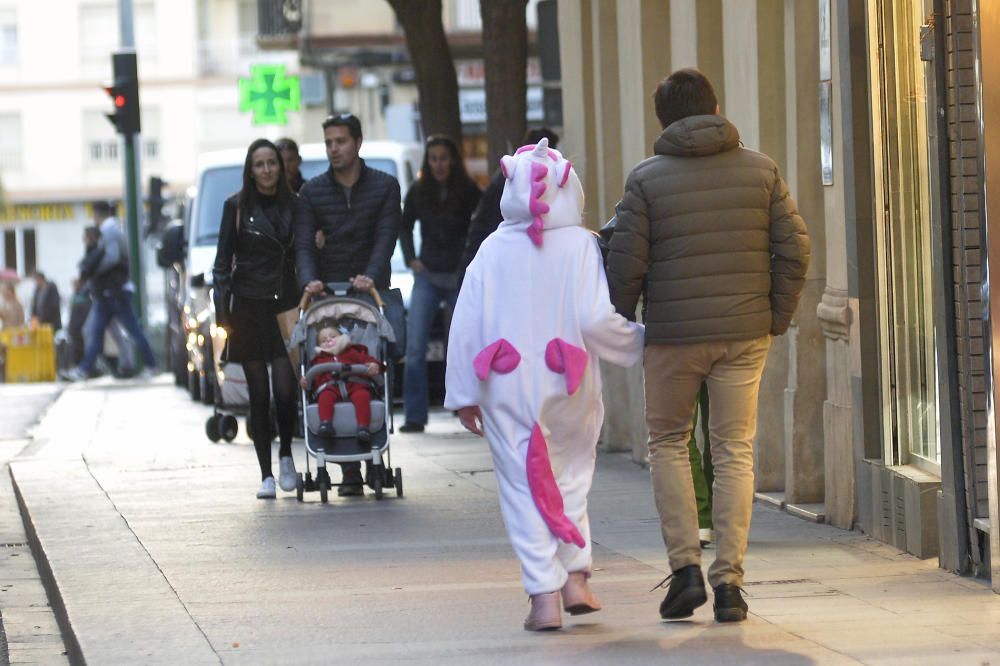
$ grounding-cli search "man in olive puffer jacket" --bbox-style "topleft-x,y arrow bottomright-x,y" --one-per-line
607,69 -> 810,624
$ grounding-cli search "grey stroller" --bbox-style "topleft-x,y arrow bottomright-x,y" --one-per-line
290,283 -> 403,502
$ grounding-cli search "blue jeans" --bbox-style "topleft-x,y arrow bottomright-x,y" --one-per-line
79,289 -> 156,373
403,272 -> 457,425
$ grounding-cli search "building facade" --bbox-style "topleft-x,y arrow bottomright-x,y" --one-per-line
558,0 -> 1000,590
0,0 -> 543,317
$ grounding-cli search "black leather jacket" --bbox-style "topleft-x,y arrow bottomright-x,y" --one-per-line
213,193 -> 297,308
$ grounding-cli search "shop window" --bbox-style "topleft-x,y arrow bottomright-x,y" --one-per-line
0,113 -> 22,170
3,230 -> 14,270
867,0 -> 940,471
0,8 -> 16,65
22,228 -> 35,276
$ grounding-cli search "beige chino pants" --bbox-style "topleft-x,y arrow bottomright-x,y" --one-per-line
644,336 -> 771,588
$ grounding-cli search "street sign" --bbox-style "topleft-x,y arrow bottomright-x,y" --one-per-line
239,64 -> 301,125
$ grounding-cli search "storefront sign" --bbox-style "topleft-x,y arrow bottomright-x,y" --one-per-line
0,203 -> 78,225
459,87 -> 544,125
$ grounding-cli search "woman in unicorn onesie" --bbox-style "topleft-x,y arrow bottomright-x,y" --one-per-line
444,139 -> 644,631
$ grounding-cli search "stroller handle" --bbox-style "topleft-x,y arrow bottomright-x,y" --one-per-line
299,284 -> 384,311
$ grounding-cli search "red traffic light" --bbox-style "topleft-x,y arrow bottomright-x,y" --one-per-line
102,52 -> 140,136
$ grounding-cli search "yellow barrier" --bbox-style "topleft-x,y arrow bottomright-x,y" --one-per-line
1,325 -> 56,383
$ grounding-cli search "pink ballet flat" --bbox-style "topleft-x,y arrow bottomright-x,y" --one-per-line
524,591 -> 562,631
561,571 -> 602,615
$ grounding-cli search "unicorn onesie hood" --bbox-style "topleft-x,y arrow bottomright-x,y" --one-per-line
445,139 -> 644,595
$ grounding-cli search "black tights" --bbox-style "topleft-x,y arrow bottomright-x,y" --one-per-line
243,356 -> 297,481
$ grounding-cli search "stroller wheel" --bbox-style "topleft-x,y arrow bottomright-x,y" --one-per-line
205,414 -> 222,442
373,470 -> 383,500
394,468 -> 403,497
219,415 -> 238,442
295,473 -> 304,502
318,469 -> 329,504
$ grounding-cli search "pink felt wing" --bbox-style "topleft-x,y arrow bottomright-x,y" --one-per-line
473,339 -> 521,381
526,423 -> 586,548
544,338 -> 589,395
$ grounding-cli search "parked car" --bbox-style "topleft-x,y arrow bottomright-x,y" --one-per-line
156,141 -> 441,416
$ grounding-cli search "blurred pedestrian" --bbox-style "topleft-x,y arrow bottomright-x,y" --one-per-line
29,271 -> 61,331
399,135 -> 481,433
606,68 -> 810,623
276,137 -> 305,193
213,138 -> 301,500
65,278 -> 91,367
458,128 -> 559,280
0,282 -> 24,329
64,202 -> 157,381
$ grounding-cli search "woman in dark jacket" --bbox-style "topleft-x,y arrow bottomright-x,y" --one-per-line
213,138 -> 300,499
399,136 -> 481,432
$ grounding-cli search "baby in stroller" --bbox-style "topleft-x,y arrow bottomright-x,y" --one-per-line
300,324 -> 385,442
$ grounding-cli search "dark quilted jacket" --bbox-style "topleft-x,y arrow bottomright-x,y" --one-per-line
606,115 -> 810,344
295,161 -> 402,289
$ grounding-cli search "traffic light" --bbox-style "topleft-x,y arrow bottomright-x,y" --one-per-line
103,52 -> 140,136
148,176 -> 166,231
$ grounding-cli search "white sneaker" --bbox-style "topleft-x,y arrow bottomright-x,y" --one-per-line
137,367 -> 157,380
278,456 -> 297,491
62,367 -> 88,382
256,477 -> 276,499
699,528 -> 714,548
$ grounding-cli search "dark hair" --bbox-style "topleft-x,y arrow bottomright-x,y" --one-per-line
653,68 -> 718,129
32,271 -> 46,281
275,137 -> 299,154
322,113 -> 362,140
237,138 -> 293,215
415,135 -> 474,211
522,127 -> 559,149
92,200 -> 114,217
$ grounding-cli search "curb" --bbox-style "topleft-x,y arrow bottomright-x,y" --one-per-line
9,465 -> 85,666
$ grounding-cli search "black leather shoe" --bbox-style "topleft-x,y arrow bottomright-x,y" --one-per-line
657,564 -> 707,620
356,427 -> 371,443
399,422 -> 424,433
337,468 -> 365,497
317,421 -> 334,438
713,584 -> 748,622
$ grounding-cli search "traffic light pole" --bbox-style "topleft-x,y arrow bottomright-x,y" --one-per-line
123,133 -> 145,326
117,0 -> 146,327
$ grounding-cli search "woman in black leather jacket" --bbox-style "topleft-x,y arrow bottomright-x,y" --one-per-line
213,138 -> 300,500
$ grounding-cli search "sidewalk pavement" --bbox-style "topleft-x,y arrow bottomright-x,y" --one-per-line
8,378 -> 1000,665
0,383 -> 69,665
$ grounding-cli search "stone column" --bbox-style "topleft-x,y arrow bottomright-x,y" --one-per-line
557,0 -> 598,229
819,0 -> 857,529
779,0 -> 827,509
596,1 -> 671,461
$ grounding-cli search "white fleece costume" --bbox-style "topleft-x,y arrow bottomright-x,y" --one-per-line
444,140 -> 644,595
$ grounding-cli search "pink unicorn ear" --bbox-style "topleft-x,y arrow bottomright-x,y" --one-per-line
500,155 -> 516,180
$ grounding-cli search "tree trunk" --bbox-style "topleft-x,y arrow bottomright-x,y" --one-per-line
387,0 -> 463,144
480,0 -> 528,172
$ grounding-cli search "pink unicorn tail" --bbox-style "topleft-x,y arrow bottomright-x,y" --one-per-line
526,422 -> 586,548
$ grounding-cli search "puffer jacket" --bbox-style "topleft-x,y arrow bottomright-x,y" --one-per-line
606,115 -> 810,344
212,194 -> 297,306
295,161 -> 401,289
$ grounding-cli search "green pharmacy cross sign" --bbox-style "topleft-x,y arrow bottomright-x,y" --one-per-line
239,64 -> 301,125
